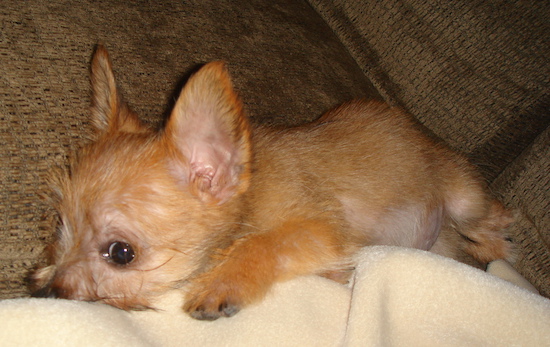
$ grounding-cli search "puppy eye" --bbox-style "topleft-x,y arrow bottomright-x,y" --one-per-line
103,241 -> 135,265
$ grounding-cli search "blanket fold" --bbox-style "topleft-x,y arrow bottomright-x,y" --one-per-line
1,247 -> 548,346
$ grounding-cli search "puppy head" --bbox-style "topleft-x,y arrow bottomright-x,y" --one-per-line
33,46 -> 251,309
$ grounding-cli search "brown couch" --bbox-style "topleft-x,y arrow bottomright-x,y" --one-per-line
1,0 -> 548,300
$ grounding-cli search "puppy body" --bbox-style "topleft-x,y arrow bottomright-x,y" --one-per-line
34,47 -> 513,319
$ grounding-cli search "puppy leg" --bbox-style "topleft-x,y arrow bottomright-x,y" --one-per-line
441,170 -> 515,264
456,200 -> 515,263
184,218 -> 351,320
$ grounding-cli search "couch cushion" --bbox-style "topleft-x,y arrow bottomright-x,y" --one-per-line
308,0 -> 550,296
491,127 -> 550,297
309,0 -> 550,180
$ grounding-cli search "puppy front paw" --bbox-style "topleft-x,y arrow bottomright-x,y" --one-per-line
184,277 -> 244,321
183,236 -> 277,320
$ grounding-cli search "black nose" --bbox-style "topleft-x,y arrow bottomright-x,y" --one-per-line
32,286 -> 58,298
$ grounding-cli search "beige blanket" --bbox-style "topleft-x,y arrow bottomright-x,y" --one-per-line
1,246 -> 548,346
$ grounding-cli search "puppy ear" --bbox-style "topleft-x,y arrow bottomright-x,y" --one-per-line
90,45 -> 144,134
164,62 -> 251,204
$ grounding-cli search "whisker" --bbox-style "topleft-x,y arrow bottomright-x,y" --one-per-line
137,255 -> 175,273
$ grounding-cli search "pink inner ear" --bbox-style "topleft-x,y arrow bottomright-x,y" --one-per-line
187,137 -> 241,198
165,61 -> 251,204
171,106 -> 245,204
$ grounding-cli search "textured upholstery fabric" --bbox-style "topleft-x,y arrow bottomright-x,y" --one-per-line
491,127 -> 550,297
308,0 -> 550,297
308,0 -> 549,179
1,0 -> 548,300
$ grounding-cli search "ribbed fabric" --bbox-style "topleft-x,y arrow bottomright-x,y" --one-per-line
308,0 -> 549,296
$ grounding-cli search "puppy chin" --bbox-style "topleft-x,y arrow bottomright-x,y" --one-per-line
32,268 -> 155,310
35,283 -> 155,311
102,297 -> 156,311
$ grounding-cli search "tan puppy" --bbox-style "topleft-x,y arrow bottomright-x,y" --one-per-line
33,46 -> 514,320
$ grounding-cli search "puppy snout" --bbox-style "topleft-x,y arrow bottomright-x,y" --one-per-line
32,284 -> 69,299
32,286 -> 58,298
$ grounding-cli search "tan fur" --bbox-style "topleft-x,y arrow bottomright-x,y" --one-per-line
33,46 -> 514,319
